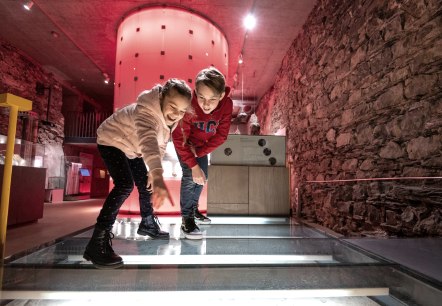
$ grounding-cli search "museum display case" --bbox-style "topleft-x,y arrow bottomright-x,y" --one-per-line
63,154 -> 93,200
0,135 -> 46,225
0,135 -> 44,168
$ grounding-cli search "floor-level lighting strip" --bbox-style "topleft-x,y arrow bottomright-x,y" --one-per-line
67,254 -> 335,265
0,288 -> 390,301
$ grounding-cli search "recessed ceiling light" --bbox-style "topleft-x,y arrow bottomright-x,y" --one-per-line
244,14 -> 256,30
102,73 -> 110,84
23,0 -> 34,10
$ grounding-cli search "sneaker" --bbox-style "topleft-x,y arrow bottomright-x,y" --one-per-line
194,209 -> 211,225
181,217 -> 203,240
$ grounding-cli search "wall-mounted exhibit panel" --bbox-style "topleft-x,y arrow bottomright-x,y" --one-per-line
210,135 -> 286,167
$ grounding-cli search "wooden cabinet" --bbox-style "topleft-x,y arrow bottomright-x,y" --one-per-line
207,165 -> 289,216
0,165 -> 45,226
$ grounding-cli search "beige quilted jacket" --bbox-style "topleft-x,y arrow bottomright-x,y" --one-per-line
97,85 -> 175,172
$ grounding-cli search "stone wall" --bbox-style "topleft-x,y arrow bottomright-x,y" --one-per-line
257,0 -> 442,236
1,39 -> 66,186
0,39 -> 64,139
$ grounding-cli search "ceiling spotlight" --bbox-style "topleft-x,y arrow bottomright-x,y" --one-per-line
102,73 -> 110,84
238,54 -> 243,64
243,14 -> 256,30
23,0 -> 34,10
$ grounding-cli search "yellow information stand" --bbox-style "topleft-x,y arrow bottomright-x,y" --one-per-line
0,93 -> 32,291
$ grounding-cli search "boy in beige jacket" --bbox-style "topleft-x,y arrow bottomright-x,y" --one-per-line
83,78 -> 192,269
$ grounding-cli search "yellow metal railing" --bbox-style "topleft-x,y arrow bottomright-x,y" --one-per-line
0,93 -> 32,293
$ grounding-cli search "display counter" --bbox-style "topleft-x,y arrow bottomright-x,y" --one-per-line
208,134 -> 289,216
0,165 -> 45,226
207,165 -> 289,216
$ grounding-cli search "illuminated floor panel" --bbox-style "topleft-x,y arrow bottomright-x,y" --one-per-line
1,288 -> 388,304
0,297 -> 384,306
10,237 -> 376,266
67,254 -> 335,265
74,218 -> 325,240
146,216 -> 291,225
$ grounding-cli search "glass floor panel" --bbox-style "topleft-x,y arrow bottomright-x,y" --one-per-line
99,217 -> 326,239
9,237 -> 377,266
1,217 -> 441,306
9,219 -> 376,266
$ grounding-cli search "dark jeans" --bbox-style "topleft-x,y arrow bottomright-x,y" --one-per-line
178,154 -> 208,218
96,144 -> 152,230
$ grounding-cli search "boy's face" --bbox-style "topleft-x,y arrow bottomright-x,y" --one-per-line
195,84 -> 225,114
162,89 -> 191,126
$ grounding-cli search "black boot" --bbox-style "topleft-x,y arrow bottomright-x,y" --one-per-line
137,215 -> 170,239
83,226 -> 123,269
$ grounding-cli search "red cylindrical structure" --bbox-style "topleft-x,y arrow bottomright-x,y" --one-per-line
115,6 -> 228,108
114,7 -> 228,214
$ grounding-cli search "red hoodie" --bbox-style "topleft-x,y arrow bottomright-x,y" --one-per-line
173,87 -> 233,168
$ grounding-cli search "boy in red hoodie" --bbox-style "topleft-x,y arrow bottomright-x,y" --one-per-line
172,67 -> 233,239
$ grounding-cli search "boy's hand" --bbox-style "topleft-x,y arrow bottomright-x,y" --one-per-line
191,165 -> 206,185
189,145 -> 197,157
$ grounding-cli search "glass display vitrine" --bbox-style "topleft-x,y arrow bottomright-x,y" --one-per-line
0,134 -> 45,168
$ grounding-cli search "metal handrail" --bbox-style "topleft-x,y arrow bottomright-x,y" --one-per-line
64,111 -> 112,138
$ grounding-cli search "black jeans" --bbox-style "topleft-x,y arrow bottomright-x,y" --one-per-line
96,144 -> 152,230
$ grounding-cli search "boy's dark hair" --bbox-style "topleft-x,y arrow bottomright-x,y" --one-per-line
161,78 -> 192,101
195,67 -> 226,95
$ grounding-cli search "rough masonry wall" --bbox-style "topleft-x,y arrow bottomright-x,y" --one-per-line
1,38 -> 66,184
257,0 -> 442,236
0,39 -> 64,144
